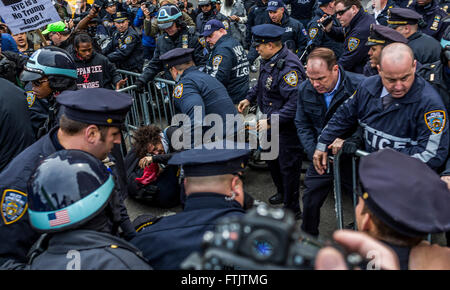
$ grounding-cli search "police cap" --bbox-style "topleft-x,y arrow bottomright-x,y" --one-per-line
358,148 -> 450,237
56,88 -> 133,126
159,47 -> 194,68
366,24 -> 408,46
113,11 -> 128,23
105,0 -> 116,7
168,140 -> 250,177
201,19 -> 225,37
387,7 -> 422,28
267,0 -> 285,11
251,24 -> 285,46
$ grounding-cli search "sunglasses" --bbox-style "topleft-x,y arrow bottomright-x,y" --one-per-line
335,6 -> 351,16
32,79 -> 49,87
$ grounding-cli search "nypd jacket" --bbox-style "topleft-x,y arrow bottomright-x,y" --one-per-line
295,67 -> 366,160
130,192 -> 245,269
205,34 -> 250,104
246,45 -> 306,135
327,9 -> 376,74
307,8 -> 344,59
316,74 -> 449,171
283,0 -> 316,21
139,26 -> 207,83
27,230 -> 151,270
408,0 -> 449,40
102,26 -> 143,72
271,13 -> 309,58
72,50 -> 123,89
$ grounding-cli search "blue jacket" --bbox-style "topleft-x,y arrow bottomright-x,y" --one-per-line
295,67 -> 366,160
130,192 -> 245,269
316,74 -> 449,171
307,8 -> 344,59
133,8 -> 156,48
205,34 -> 250,104
247,45 -> 305,135
273,13 -> 309,58
1,33 -> 19,53
327,9 -> 376,74
245,0 -> 271,49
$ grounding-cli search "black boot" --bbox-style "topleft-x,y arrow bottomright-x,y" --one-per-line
268,193 -> 283,205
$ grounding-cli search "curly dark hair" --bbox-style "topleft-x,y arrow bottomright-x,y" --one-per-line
132,125 -> 163,159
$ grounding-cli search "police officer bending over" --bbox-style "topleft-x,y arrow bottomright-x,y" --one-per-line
295,47 -> 366,236
102,11 -> 144,72
135,5 -> 207,92
0,88 -> 136,267
313,43 -> 449,175
238,24 -> 305,219
202,19 -> 250,105
130,140 -> 249,269
355,148 -> 450,270
25,150 -> 152,270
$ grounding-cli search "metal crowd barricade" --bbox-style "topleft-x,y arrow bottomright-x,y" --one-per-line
332,149 -> 369,230
116,69 -> 177,148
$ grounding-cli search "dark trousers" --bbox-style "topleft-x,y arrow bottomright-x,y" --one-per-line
267,135 -> 302,214
301,159 -> 353,236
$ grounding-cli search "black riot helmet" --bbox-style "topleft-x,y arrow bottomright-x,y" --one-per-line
157,4 -> 183,29
20,46 -> 77,82
28,150 -> 115,233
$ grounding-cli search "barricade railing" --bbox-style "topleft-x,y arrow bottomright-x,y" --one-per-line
116,69 -> 177,148
331,149 -> 369,230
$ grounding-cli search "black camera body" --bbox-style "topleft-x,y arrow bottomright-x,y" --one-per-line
144,2 -> 158,14
318,14 -> 333,31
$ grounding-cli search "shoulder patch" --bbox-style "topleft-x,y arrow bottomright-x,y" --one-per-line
1,189 -> 28,225
425,110 -> 446,135
124,36 -> 133,44
348,37 -> 360,52
212,55 -> 222,68
222,20 -> 229,30
26,91 -> 35,108
283,71 -> 298,87
309,27 -> 318,40
199,37 -> 206,48
173,83 -> 183,99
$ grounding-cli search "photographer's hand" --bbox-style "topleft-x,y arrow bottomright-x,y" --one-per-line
315,230 -> 400,270
318,14 -> 332,33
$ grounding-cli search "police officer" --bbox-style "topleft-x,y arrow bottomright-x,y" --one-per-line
25,150 -> 152,270
245,0 -> 270,67
135,5 -> 207,92
130,140 -> 249,269
202,19 -> 250,104
102,11 -> 144,72
266,0 -> 308,58
238,24 -> 305,218
407,0 -> 449,40
295,47 -> 366,236
313,43 -> 449,175
388,7 -> 442,64
101,0 -> 119,36
308,0 -> 344,59
283,0 -> 317,28
363,24 -> 408,76
355,148 -> 450,269
72,33 -> 126,90
196,0 -> 230,35
320,0 -> 376,74
160,47 -> 238,147
20,46 -> 78,139
0,88 -> 135,267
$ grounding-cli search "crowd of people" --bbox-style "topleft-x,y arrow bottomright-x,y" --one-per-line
0,0 -> 450,271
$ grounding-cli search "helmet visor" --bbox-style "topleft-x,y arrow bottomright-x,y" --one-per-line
158,21 -> 174,30
20,67 -> 44,82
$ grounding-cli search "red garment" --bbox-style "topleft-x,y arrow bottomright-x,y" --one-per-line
135,163 -> 160,185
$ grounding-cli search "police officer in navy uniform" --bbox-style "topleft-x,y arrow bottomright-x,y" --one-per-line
25,150 -> 152,270
0,88 -> 135,267
308,0 -> 344,59
238,24 -> 305,219
283,0 -> 317,28
363,24 -> 408,76
320,0 -> 376,74
295,47 -> 366,236
407,0 -> 449,40
160,47 -> 238,147
202,19 -> 250,104
135,5 -> 207,92
245,0 -> 270,66
313,43 -> 449,176
130,140 -> 249,269
388,8 -> 442,64
356,148 -> 450,270
20,46 -> 78,139
196,0 -> 230,35
102,11 -> 144,72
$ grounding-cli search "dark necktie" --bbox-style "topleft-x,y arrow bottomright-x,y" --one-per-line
382,94 -> 395,110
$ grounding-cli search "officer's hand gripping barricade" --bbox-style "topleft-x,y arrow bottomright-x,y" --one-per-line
181,204 -> 369,270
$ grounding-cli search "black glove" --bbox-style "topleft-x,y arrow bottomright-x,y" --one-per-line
341,140 -> 358,155
134,79 -> 146,93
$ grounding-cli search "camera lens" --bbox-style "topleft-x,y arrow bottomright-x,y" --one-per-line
244,229 -> 278,262
252,239 -> 273,258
